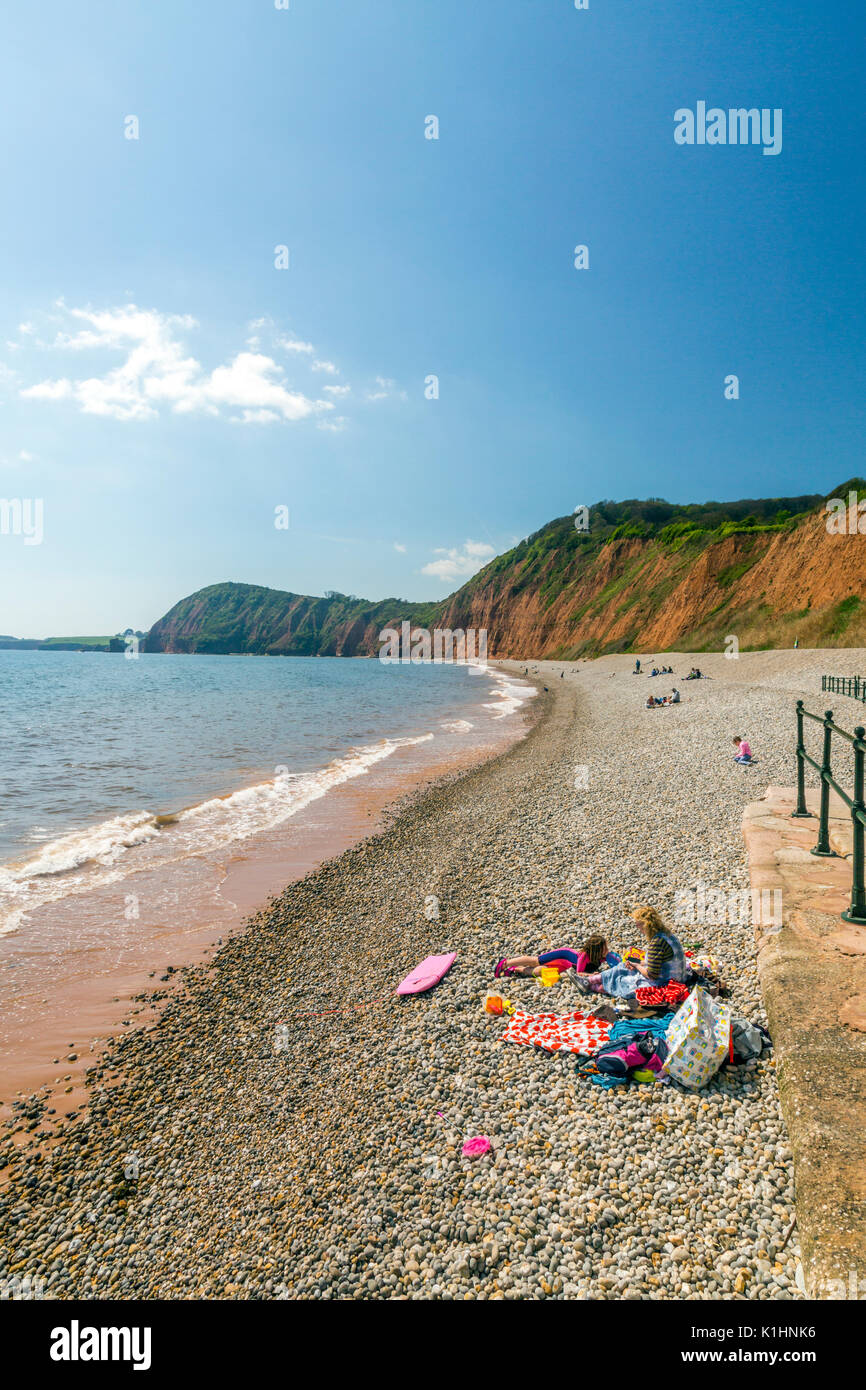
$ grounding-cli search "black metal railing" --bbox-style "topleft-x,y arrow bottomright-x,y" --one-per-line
793,701 -> 866,924
822,675 -> 866,702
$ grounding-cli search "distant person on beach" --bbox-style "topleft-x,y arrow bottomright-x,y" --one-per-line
645,695 -> 655,709
495,934 -> 621,980
575,905 -> 686,999
733,735 -> 753,763
634,659 -> 641,674
670,688 -> 680,703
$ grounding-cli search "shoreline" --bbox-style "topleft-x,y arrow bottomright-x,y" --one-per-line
3,649 -> 851,1299
0,666 -> 538,1120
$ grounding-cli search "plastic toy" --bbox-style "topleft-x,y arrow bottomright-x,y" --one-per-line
483,991 -> 515,1017
461,1136 -> 491,1158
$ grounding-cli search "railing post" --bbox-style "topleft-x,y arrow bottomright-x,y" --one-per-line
843,727 -> 866,923
811,709 -> 838,856
792,700 -> 812,817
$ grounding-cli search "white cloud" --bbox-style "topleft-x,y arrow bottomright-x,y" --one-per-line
365,375 -> 407,403
393,542 -> 407,553
22,377 -> 73,400
17,305 -> 330,425
421,540 -> 496,583
276,333 -> 315,355
312,359 -> 338,375
323,383 -> 351,397
317,416 -> 348,433
0,448 -> 36,470
233,408 -> 281,425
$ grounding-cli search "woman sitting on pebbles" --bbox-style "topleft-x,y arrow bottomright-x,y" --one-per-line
495,933 -> 620,981
575,905 -> 686,999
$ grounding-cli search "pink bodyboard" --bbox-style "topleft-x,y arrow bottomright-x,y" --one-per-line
395,952 -> 457,996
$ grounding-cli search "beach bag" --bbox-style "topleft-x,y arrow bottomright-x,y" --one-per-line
593,1032 -> 668,1079
663,986 -> 731,1090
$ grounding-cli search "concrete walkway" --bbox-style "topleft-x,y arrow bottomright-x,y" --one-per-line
743,785 -> 866,1299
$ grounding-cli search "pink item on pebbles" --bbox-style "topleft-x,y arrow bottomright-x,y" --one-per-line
461,1136 -> 492,1158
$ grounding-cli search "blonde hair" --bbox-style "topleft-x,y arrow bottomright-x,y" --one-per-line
630,904 -> 666,937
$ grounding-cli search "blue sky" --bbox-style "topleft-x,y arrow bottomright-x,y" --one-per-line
1,0 -> 863,635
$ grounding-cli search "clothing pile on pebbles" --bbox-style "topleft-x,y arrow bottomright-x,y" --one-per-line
1,652 -> 826,1301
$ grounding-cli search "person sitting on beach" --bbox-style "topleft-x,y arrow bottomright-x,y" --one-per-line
670,687 -> 680,703
733,735 -> 753,763
575,905 -> 687,999
645,695 -> 655,709
494,934 -> 621,981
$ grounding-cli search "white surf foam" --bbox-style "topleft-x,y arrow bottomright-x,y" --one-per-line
0,733 -> 433,937
482,671 -> 538,719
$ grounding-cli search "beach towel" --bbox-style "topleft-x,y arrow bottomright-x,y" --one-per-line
502,1008 -> 612,1054
634,980 -> 690,1007
608,1015 -> 674,1044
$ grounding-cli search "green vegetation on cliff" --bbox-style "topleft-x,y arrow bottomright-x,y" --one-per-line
143,487 -> 863,658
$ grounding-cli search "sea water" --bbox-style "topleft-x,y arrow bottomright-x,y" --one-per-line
0,650 -> 534,937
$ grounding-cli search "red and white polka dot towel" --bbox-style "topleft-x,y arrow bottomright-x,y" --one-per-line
501,1008 -> 612,1054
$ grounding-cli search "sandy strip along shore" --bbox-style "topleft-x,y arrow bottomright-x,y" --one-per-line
2,651 -> 842,1300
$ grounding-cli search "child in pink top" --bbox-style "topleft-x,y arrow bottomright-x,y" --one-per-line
733,736 -> 753,763
495,934 -> 621,979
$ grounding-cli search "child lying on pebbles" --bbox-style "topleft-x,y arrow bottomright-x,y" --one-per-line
576,905 -> 687,999
495,933 -> 620,980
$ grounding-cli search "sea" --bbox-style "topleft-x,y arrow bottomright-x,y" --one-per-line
0,650 -> 535,939
0,648 -> 536,1099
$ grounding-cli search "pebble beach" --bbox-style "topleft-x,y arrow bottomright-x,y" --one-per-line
5,649 -> 861,1302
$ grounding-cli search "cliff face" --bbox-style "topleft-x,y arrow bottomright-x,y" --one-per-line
143,583 -> 440,657
144,490 -> 866,658
440,512 -> 866,655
